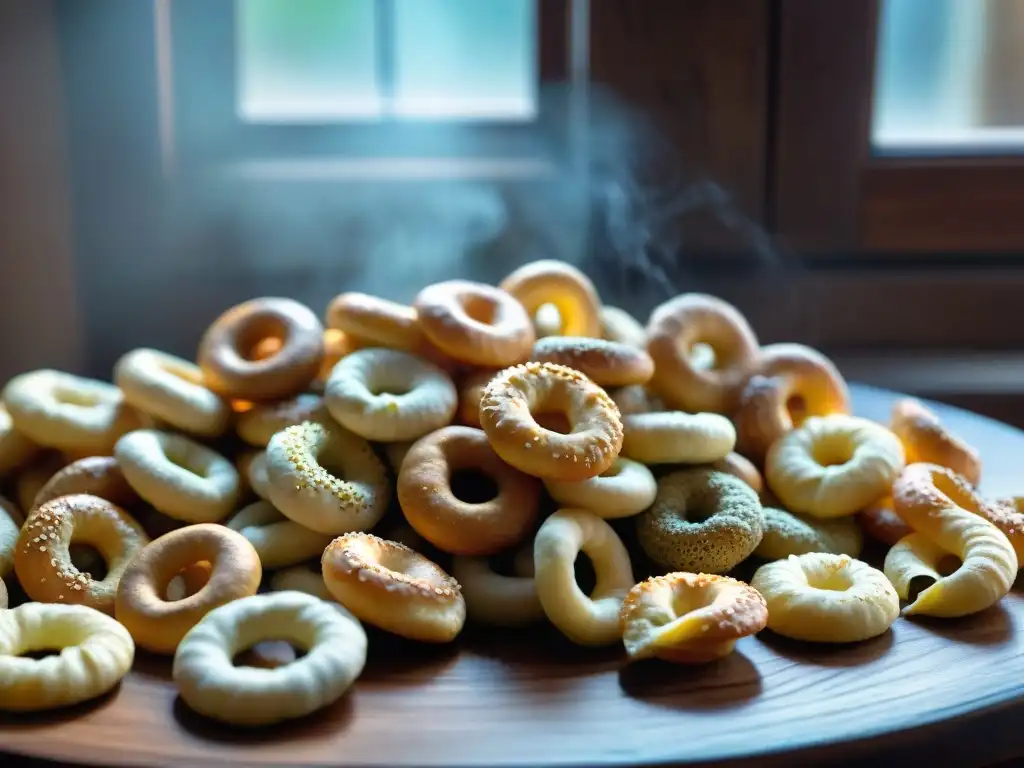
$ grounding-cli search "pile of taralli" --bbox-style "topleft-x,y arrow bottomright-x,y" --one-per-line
0,259 -> 1018,724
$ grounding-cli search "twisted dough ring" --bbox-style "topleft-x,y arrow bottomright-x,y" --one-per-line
885,463 -> 1017,617
620,573 -> 767,664
733,343 -> 850,464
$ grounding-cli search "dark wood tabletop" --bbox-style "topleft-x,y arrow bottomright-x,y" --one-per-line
2,383 -> 1023,768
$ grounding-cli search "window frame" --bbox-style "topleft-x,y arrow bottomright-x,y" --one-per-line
157,0 -> 584,179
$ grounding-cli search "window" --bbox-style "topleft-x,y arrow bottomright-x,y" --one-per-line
159,0 -> 583,178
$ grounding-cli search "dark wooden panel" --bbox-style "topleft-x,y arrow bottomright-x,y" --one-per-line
588,0 -> 770,251
0,0 -> 81,383
862,161 -> 1024,252
772,0 -> 878,252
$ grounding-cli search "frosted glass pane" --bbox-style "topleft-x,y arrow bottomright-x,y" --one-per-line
873,0 -> 1024,152
237,0 -> 380,121
391,0 -> 537,120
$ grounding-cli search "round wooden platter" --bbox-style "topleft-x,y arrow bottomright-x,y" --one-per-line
3,383 -> 1024,767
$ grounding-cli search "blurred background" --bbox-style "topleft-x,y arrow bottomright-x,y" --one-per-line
2,0 -> 1023,423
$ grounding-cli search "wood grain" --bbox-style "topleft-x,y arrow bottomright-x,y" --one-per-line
2,384 -> 1024,767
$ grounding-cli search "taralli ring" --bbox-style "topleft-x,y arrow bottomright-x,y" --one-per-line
646,294 -> 759,413
543,457 -> 657,519
0,603 -> 135,712
533,509 -> 635,646
479,362 -> 623,482
709,452 -> 764,497
235,393 -> 326,447
15,494 -> 150,615
891,398 -> 982,487
599,306 -> 647,348
324,348 -> 458,442
610,385 -> 666,417
637,469 -> 764,574
326,291 -> 427,352
265,420 -> 389,535
322,532 -> 466,643
32,456 -> 140,511
197,297 -> 325,400
766,414 -> 905,519
115,430 -> 240,523
2,369 -> 143,454
888,463 -> 1017,617
270,564 -> 334,601
114,348 -> 230,437
499,259 -> 603,338
226,500 -> 334,569
415,280 -> 535,367
620,411 -> 736,465
755,506 -> 863,560
173,591 -> 367,726
733,343 -> 850,464
0,403 -> 38,476
450,550 -> 543,627
858,497 -> 911,546
752,553 -> 900,643
530,337 -> 654,388
397,426 -> 541,556
456,369 -> 498,427
620,573 -> 767,664
115,524 -> 262,654
0,495 -> 21,578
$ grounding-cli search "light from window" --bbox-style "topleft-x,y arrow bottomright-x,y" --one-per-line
237,0 -> 537,123
873,0 -> 1024,153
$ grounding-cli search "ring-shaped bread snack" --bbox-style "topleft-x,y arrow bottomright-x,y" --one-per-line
235,393 -> 326,447
415,280 -> 535,367
765,414 -> 905,519
620,573 -> 768,664
450,548 -> 543,627
709,452 -> 765,497
0,602 -> 134,712
599,306 -> 647,349
646,294 -> 759,413
0,403 -> 38,477
456,369 -> 499,427
265,420 -> 389,535
197,297 -> 325,400
15,453 -> 67,513
2,369 -> 144,454
890,398 -> 982,487
637,469 -> 764,574
115,430 -> 240,523
530,337 -> 654,388
322,532 -> 466,643
479,362 -> 623,482
115,523 -> 262,654
239,449 -> 272,500
398,425 -> 541,555
326,291 -> 424,350
544,457 -> 657,519
499,260 -> 603,338
114,348 -> 230,437
755,506 -> 863,560
858,497 -> 912,546
733,343 -> 850,465
324,347 -> 458,442
621,411 -> 736,465
15,494 -> 150,615
533,509 -> 635,646
889,463 -> 1016,617
226,500 -> 334,569
270,564 -> 333,601
32,456 -> 140,511
610,384 -> 666,417
1,494 -> 22,578
0,575 -> 7,609
173,591 -> 367,726
752,553 -> 899,643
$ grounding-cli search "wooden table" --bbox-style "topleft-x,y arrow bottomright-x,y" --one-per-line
3,383 -> 1024,767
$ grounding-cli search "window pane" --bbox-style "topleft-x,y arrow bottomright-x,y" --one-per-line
873,0 -> 1024,153
237,0 -> 380,121
391,0 -> 537,120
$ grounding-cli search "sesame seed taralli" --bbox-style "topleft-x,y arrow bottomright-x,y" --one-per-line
265,420 -> 389,535
397,426 -> 541,555
322,532 -> 466,643
197,297 -> 325,401
15,494 -> 150,615
414,280 -> 535,367
646,294 -> 759,413
499,259 -> 603,338
479,362 -> 623,482
530,336 -> 654,388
